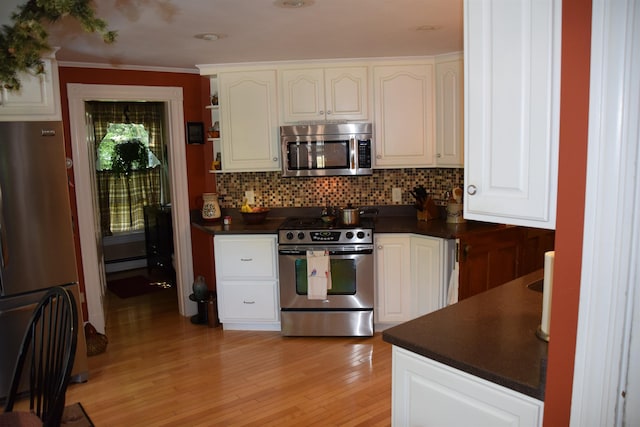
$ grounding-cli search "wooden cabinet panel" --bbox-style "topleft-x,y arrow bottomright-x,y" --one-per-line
520,228 -> 556,275
458,227 -> 522,300
457,226 -> 555,301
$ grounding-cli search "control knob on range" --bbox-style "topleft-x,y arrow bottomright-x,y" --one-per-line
357,231 -> 365,239
285,232 -> 294,240
345,231 -> 354,239
297,232 -> 305,240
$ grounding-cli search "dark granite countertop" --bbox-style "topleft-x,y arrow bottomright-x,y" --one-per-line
191,205 -> 504,239
382,270 -> 548,400
372,215 -> 506,238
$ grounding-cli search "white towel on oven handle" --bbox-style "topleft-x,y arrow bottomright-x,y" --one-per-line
306,250 -> 332,300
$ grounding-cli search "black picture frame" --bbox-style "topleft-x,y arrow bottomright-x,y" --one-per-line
186,122 -> 205,144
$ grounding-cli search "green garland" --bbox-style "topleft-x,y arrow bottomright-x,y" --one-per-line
0,0 -> 117,90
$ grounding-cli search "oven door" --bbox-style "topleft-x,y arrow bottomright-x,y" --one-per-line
278,246 -> 374,310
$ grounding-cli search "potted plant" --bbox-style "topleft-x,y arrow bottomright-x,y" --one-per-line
111,139 -> 150,176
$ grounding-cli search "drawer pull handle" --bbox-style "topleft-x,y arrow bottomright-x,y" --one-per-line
243,300 -> 255,304
240,258 -> 253,262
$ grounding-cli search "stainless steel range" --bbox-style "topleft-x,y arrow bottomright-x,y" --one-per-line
278,217 -> 375,337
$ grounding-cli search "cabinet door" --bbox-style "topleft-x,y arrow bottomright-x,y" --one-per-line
373,64 -> 435,168
435,58 -> 464,167
464,0 -> 561,229
392,346 -> 543,427
375,234 -> 411,322
457,227 -> 523,300
410,235 -> 443,317
520,228 -> 555,276
280,68 -> 324,122
0,58 -> 61,121
219,70 -> 280,171
280,67 -> 368,123
323,66 -> 368,121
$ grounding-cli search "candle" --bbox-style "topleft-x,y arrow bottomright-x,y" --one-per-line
540,251 -> 555,339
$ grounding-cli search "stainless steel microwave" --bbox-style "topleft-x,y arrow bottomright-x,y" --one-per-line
280,123 -> 373,177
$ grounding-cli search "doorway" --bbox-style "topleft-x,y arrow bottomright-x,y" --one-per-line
67,84 -> 195,334
87,101 -> 176,299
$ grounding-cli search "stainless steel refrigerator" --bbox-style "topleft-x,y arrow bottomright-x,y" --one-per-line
0,121 -> 88,400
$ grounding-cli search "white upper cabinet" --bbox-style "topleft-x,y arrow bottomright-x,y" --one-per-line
218,69 -> 280,172
435,55 -> 464,167
280,66 -> 368,123
463,0 -> 561,229
0,51 -> 61,121
372,62 -> 436,168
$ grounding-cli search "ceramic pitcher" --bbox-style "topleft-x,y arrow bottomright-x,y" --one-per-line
201,192 -> 221,221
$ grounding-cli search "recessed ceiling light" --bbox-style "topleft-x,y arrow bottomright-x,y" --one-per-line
416,25 -> 442,32
194,33 -> 226,41
275,0 -> 314,8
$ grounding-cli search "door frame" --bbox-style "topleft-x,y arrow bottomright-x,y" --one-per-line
67,84 -> 195,333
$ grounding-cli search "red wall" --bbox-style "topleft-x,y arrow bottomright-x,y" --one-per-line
57,67 -> 218,318
543,0 -> 592,424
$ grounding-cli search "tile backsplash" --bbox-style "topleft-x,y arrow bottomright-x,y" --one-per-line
215,168 -> 463,208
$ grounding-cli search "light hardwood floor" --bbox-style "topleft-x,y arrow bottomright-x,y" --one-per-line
65,282 -> 393,426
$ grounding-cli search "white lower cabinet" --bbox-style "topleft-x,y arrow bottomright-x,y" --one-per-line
392,346 -> 544,427
375,234 -> 453,326
213,235 -> 280,330
375,234 -> 411,323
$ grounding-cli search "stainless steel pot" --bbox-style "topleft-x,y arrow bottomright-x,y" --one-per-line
340,204 -> 361,225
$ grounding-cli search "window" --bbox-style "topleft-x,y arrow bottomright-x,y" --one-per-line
88,102 -> 167,235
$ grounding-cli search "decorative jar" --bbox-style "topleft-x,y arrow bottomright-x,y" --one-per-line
201,192 -> 221,221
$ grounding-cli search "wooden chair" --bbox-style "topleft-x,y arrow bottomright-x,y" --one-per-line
1,286 -> 78,427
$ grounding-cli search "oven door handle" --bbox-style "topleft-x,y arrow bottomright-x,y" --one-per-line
278,248 -> 373,256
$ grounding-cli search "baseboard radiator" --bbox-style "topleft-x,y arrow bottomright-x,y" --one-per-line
103,232 -> 147,273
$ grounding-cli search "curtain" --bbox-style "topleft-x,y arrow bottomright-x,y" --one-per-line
90,102 -> 165,235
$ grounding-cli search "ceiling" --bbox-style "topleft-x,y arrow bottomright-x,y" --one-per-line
1,0 -> 463,72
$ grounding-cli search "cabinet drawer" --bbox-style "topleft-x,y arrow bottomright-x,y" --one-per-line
214,235 -> 277,279
219,282 -> 278,321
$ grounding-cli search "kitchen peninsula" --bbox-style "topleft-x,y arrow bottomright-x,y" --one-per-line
382,270 -> 547,426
